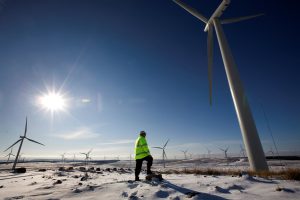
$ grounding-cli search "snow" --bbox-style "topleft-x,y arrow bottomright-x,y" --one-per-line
0,159 -> 299,200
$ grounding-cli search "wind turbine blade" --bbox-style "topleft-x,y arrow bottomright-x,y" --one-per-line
25,137 -> 45,146
163,139 -> 170,148
153,147 -> 163,149
24,117 -> 28,137
207,24 -> 214,106
4,139 -> 22,152
221,13 -> 264,25
172,0 -> 208,24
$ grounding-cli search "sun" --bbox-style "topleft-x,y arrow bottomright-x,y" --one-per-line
38,92 -> 67,112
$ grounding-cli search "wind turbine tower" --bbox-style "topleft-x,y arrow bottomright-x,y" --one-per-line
153,139 -> 169,168
173,0 -> 268,171
4,117 -> 45,171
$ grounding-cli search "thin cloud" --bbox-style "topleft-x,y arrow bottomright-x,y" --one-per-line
97,139 -> 135,145
55,127 -> 100,140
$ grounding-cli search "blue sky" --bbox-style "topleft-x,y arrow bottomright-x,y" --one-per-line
0,0 -> 299,160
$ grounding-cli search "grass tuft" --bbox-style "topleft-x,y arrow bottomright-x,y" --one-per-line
160,168 -> 300,180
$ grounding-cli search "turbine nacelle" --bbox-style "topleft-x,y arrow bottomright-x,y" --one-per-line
204,0 -> 231,32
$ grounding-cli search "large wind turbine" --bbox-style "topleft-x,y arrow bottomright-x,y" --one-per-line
153,139 -> 169,168
4,117 -> 45,171
173,0 -> 268,171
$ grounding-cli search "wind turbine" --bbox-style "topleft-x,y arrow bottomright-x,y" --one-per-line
240,145 -> 246,158
80,149 -> 92,166
5,148 -> 15,164
4,117 -> 45,171
219,147 -> 229,159
153,139 -> 169,168
267,147 -> 275,158
181,149 -> 188,160
206,147 -> 212,158
60,153 -> 66,163
173,0 -> 268,171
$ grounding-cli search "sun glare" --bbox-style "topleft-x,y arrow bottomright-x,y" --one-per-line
39,92 -> 66,112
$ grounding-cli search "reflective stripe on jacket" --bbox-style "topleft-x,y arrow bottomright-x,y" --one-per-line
134,136 -> 150,160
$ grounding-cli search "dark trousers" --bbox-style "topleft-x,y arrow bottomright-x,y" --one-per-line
135,155 -> 153,178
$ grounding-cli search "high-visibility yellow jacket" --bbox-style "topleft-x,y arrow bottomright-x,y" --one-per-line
134,136 -> 150,160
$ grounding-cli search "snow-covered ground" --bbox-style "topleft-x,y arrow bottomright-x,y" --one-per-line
0,159 -> 299,200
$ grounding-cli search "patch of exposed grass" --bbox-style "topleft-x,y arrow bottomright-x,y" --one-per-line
283,168 -> 300,180
160,168 -> 300,180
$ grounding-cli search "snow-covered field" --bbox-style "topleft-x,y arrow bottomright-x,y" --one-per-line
0,159 -> 299,200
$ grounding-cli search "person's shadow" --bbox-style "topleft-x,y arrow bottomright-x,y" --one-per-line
162,180 -> 229,200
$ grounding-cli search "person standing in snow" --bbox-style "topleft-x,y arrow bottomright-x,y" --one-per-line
134,130 -> 153,181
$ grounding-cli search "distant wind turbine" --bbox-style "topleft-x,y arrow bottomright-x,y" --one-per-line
173,0 -> 268,171
153,139 -> 169,168
80,149 -> 92,166
219,147 -> 229,159
206,148 -> 212,158
4,117 -> 45,171
267,147 -> 275,158
181,149 -> 188,160
240,145 -> 246,158
60,153 -> 66,163
5,148 -> 15,164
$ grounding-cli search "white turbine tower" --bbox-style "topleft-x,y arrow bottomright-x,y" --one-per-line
173,0 -> 268,171
153,139 -> 169,168
4,117 -> 45,171
5,148 -> 15,164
